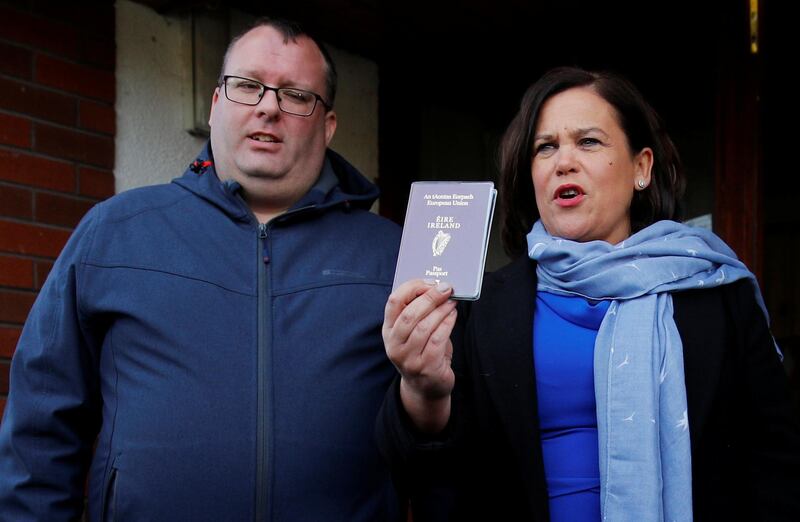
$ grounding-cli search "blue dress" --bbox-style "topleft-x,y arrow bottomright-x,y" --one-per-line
533,291 -> 609,521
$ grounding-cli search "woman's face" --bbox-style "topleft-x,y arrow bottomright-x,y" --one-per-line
531,86 -> 652,245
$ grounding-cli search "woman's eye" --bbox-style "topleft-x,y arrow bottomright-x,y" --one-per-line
535,143 -> 556,155
579,137 -> 601,147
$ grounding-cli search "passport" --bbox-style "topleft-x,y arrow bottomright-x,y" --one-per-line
392,181 -> 497,300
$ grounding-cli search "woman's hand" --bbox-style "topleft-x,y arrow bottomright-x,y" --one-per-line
383,279 -> 458,433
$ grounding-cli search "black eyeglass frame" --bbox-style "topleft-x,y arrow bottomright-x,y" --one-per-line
220,75 -> 331,116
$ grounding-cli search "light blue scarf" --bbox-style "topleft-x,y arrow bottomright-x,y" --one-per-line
527,219 -> 774,522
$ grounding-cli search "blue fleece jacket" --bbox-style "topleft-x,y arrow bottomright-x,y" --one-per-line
0,144 -> 402,521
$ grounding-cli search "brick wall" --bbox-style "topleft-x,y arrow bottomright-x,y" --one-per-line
0,1 -> 116,421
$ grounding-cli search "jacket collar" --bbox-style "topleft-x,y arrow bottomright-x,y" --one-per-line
172,142 -> 380,223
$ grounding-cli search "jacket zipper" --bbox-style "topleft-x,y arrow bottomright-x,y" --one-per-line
256,222 -> 272,521
252,207 -> 315,521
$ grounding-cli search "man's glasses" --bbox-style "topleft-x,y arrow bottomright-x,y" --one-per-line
221,75 -> 331,117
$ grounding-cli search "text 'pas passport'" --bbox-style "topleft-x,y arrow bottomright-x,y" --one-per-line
392,181 -> 497,300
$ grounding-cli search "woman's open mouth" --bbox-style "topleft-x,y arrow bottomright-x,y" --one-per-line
554,184 -> 585,207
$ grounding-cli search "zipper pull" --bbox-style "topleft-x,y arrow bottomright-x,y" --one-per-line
258,223 -> 270,264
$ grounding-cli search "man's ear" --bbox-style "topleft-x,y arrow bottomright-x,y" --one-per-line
208,87 -> 221,127
324,110 -> 337,146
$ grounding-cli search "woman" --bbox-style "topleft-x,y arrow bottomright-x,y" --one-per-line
378,67 -> 800,521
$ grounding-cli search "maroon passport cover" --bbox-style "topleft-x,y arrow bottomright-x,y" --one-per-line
392,181 -> 496,300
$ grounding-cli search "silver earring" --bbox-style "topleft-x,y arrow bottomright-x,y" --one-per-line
638,179 -> 645,189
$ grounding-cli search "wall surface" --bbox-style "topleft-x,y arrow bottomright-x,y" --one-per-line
0,1 -> 117,420
326,46 -> 379,184
116,0 -> 205,192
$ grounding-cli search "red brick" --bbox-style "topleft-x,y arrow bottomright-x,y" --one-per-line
0,219 -> 71,258
34,259 -> 53,289
0,289 -> 36,324
0,327 -> 22,359
34,192 -> 94,228
0,77 -> 76,126
0,255 -> 34,289
78,36 -> 116,70
0,5 -> 79,59
31,1 -> 115,41
0,41 -> 32,79
78,100 -> 114,135
78,166 -> 114,199
0,112 -> 32,148
35,54 -> 114,103
0,149 -> 75,192
34,124 -> 114,169
0,361 -> 8,394
0,184 -> 33,219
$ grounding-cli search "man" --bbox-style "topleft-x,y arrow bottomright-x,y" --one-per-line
0,18 -> 402,521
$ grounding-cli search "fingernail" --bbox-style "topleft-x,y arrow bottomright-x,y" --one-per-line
436,281 -> 452,293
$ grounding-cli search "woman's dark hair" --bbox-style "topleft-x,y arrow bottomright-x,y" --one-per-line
498,66 -> 685,256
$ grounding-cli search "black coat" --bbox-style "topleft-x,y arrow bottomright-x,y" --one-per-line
377,257 -> 800,521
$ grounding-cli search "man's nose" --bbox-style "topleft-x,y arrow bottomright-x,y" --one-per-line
256,89 -> 281,117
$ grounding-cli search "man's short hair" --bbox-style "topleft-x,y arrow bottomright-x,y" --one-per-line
218,17 -> 338,108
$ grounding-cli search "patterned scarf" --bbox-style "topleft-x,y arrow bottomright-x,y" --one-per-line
527,219 -> 773,521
